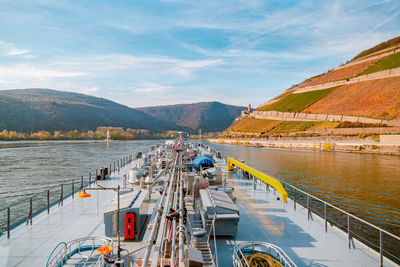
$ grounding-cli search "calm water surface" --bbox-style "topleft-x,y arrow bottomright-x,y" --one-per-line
0,140 -> 159,231
207,142 -> 400,237
0,140 -> 399,257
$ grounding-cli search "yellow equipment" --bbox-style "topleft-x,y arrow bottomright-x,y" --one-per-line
226,157 -> 288,203
244,252 -> 284,267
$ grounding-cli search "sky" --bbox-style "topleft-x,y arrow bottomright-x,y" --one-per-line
0,0 -> 399,108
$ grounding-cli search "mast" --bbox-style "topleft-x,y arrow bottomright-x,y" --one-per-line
106,129 -> 111,142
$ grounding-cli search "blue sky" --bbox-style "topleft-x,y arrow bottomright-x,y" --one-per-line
0,0 -> 399,108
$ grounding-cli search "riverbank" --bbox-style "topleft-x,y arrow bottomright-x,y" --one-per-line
208,138 -> 400,156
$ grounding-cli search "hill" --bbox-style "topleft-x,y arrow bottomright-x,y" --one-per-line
139,102 -> 246,133
0,89 -> 246,134
226,36 -> 400,136
352,36 -> 400,61
0,89 -> 178,133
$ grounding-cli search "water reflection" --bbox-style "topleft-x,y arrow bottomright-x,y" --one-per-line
0,140 -> 159,209
207,143 -> 400,236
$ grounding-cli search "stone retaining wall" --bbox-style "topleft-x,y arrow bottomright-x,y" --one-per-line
250,110 -> 400,127
293,67 -> 400,94
208,138 -> 400,156
380,135 -> 400,143
334,47 -> 399,70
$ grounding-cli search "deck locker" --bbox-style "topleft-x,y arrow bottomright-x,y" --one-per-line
124,213 -> 135,239
104,189 -> 148,241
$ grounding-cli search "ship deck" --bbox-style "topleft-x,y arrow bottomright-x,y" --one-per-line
217,170 -> 397,266
0,167 -> 127,266
0,155 -> 397,266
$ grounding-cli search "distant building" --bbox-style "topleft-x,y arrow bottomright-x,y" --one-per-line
241,104 -> 252,117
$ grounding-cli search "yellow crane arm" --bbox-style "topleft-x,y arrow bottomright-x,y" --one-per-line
226,157 -> 288,203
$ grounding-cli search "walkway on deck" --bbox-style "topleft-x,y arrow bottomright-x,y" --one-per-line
0,167 -> 128,266
216,171 -> 397,267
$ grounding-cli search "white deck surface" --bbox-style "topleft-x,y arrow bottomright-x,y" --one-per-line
0,166 -> 128,267
0,154 -> 398,266
217,170 -> 398,267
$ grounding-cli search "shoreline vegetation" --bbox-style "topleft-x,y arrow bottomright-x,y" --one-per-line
0,127 -> 184,141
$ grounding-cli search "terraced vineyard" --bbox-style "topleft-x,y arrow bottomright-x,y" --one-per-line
304,76 -> 400,119
228,117 -> 282,132
258,87 -> 337,112
297,58 -> 380,88
359,52 -> 400,76
226,36 -> 400,135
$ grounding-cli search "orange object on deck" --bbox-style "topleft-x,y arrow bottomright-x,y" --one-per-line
96,244 -> 113,255
77,189 -> 91,198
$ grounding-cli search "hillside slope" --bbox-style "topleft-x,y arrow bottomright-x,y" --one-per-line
227,36 -> 400,135
0,89 -> 176,132
304,77 -> 400,119
139,102 -> 246,132
352,36 -> 400,61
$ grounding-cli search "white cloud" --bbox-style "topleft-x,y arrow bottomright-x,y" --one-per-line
80,86 -> 100,94
49,54 -> 223,80
0,65 -> 87,79
135,84 -> 173,93
0,41 -> 30,56
0,0 -> 399,108
0,54 -> 222,84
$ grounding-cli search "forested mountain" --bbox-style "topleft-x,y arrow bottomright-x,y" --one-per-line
0,89 -> 246,133
139,102 -> 246,132
0,89 -> 176,132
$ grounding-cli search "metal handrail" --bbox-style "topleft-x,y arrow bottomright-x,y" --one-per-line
233,241 -> 297,267
228,153 -> 400,265
217,148 -> 400,241
208,213 -> 218,267
0,154 -> 133,212
283,182 -> 400,241
46,236 -> 113,267
1,153 -> 135,239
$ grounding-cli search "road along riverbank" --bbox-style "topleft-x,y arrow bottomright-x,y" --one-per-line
208,138 -> 400,156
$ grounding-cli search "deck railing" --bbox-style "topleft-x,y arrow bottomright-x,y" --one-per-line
281,181 -> 400,266
227,157 -> 400,266
204,144 -> 400,266
46,236 -> 113,267
0,153 -> 135,239
233,241 -> 297,267
187,216 -> 219,267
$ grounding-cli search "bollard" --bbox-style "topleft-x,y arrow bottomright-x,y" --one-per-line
89,172 -> 91,187
81,175 -> 83,189
72,179 -> 74,199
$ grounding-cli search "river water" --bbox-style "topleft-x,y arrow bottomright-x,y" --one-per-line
0,140 -> 399,258
207,142 -> 400,258
0,140 -> 159,232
